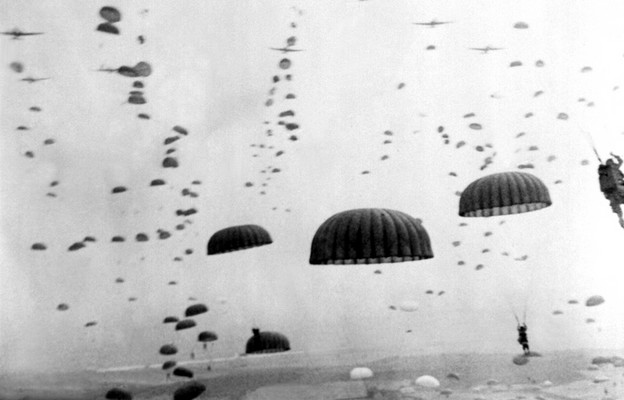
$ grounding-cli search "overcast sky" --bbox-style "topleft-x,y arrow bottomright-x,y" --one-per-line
1,0 -> 624,374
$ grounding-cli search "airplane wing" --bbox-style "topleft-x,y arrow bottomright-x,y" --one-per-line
469,48 -> 486,51
412,22 -> 433,26
269,47 -> 304,52
21,32 -> 44,36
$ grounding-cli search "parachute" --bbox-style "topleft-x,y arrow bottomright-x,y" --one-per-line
173,126 -> 188,135
198,331 -> 218,343
115,277 -> 124,284
512,354 -> 529,365
514,22 -> 529,29
9,62 -> 24,73
309,208 -> 433,264
105,388 -> 132,400
150,179 -> 166,186
111,236 -> 125,242
159,344 -> 178,355
100,7 -> 121,23
96,22 -> 119,35
128,94 -> 146,105
279,58 -> 291,70
85,321 -> 97,327
162,360 -> 176,370
173,367 -> 194,378
415,375 -> 440,388
135,233 -> 149,242
350,367 -> 374,380
207,224 -> 273,255
173,382 -> 206,400
185,304 -> 208,317
585,295 -> 605,307
175,319 -> 197,331
68,242 -> 85,251
163,316 -> 179,324
398,301 -> 419,312
57,303 -> 69,311
133,62 -> 152,77
31,243 -> 46,250
133,81 -> 144,88
459,172 -> 552,217
245,328 -> 290,354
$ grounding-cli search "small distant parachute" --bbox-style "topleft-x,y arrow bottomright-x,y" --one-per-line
162,360 -> 176,370
163,316 -> 179,324
112,186 -> 127,194
245,328 -> 290,354
133,62 -> 152,77
159,344 -> 178,355
399,301 -> 419,312
135,233 -> 149,242
85,321 -> 97,327
150,179 -> 165,186
185,304 -> 208,317
426,290 -> 434,294
585,295 -> 605,307
137,113 -> 150,119
513,354 -> 529,365
128,297 -> 137,302
309,208 -> 433,264
96,22 -> 119,35
128,94 -> 146,104
207,224 -> 272,255
415,375 -> 440,388
163,157 -> 179,168
115,277 -> 124,283
552,310 -> 563,315
173,126 -> 188,135
9,61 -> 24,73
350,367 -> 373,380
459,172 -> 551,217
31,243 -> 47,250
173,367 -> 194,378
111,236 -> 125,242
279,58 -> 291,69
133,81 -> 144,88
447,372 -> 460,380
57,303 -> 69,311
586,318 -> 595,324
198,331 -> 218,343
510,61 -> 522,67
469,123 -> 482,130
175,319 -> 197,331
557,113 -> 569,120
173,382 -> 206,400
568,299 -> 578,304
105,388 -> 132,400
581,66 -> 593,73
535,60 -> 545,67
100,6 -> 121,23
68,242 -> 86,251
513,22 -> 529,29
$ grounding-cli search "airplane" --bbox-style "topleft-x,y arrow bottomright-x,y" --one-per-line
1,28 -> 44,39
412,19 -> 453,27
269,47 -> 304,53
20,76 -> 50,83
469,46 -> 504,54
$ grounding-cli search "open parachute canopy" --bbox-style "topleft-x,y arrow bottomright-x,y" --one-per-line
207,224 -> 272,255
245,328 -> 290,354
175,319 -> 197,331
162,360 -> 177,370
96,22 -> 119,35
459,172 -> 551,217
173,367 -> 194,378
159,344 -> 178,355
163,316 -> 179,324
309,208 -> 433,265
100,6 -> 121,23
173,382 -> 206,400
198,331 -> 218,343
185,303 -> 208,317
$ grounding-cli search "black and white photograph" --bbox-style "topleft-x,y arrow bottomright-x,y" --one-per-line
1,1 -> 624,399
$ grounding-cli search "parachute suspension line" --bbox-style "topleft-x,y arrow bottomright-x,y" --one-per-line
581,129 -> 603,163
504,294 -> 521,325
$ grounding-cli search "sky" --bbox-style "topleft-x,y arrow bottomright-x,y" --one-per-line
1,0 -> 624,374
